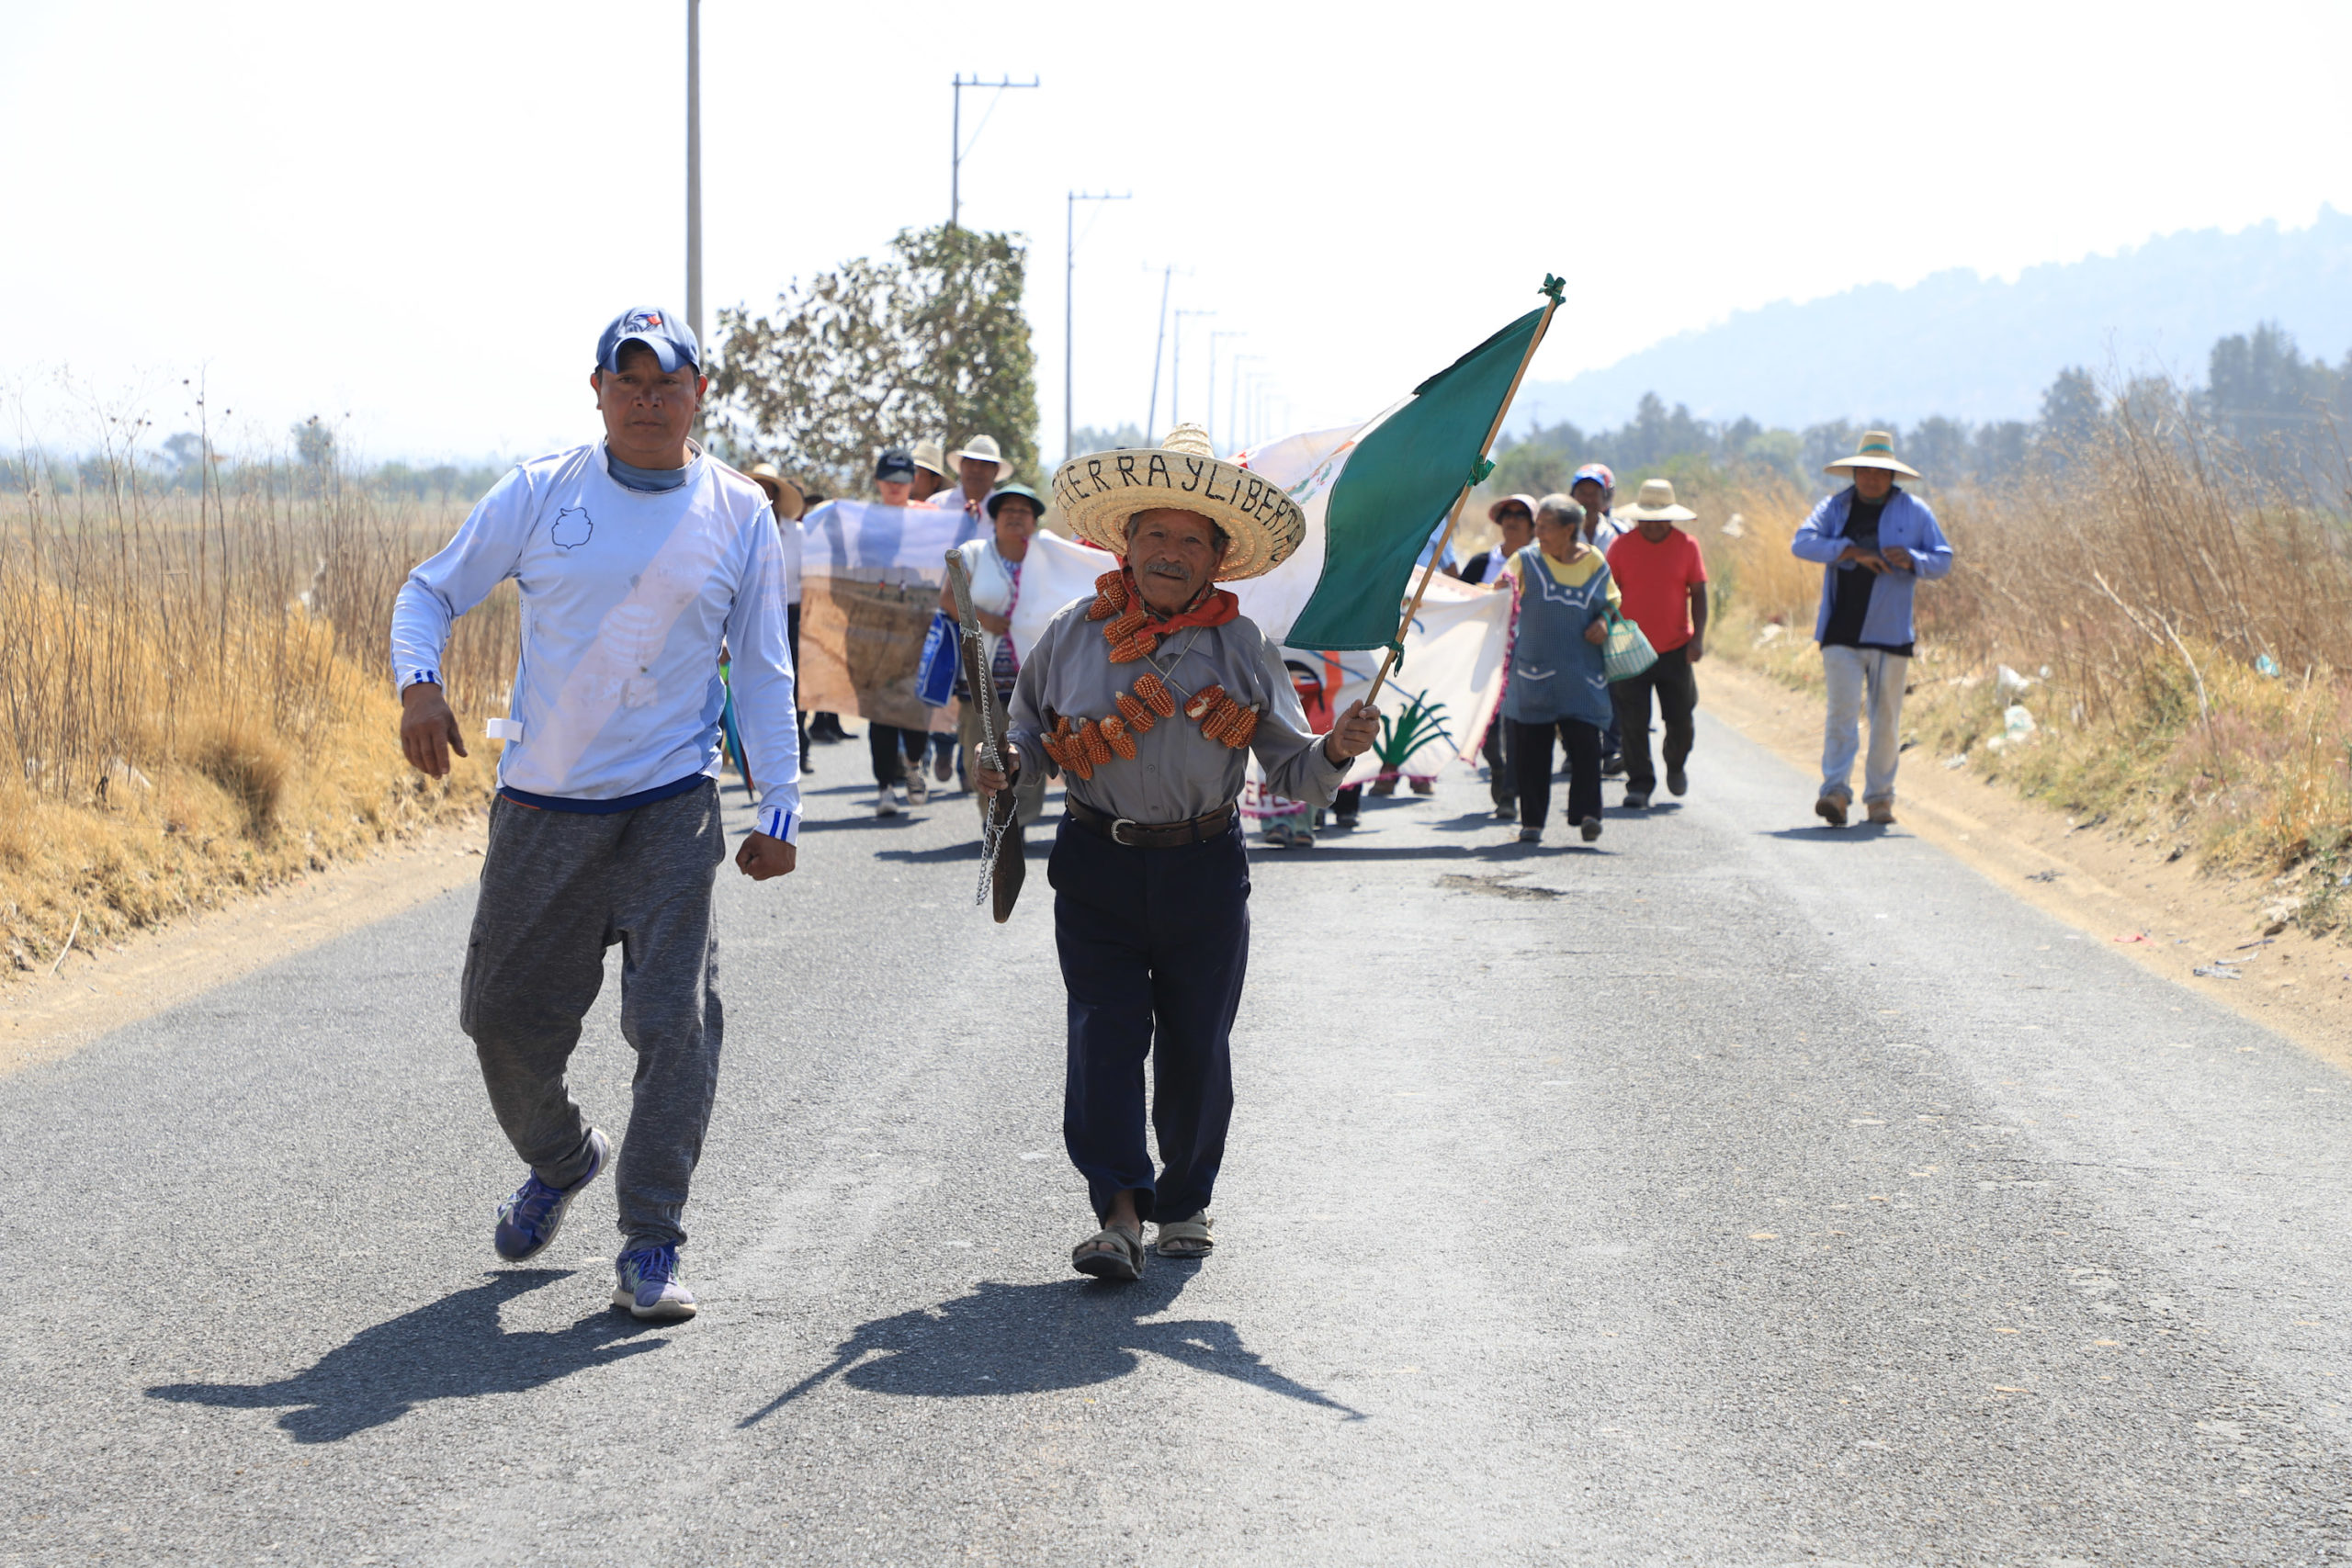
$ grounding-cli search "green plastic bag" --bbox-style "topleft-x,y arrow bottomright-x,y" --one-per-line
1602,609 -> 1658,682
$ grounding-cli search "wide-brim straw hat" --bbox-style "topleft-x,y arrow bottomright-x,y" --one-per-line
1051,423 -> 1306,582
1825,430 -> 1921,481
1487,492 -> 1540,525
744,461 -> 805,521
910,438 -> 949,479
949,434 -> 1012,483
1619,477 -> 1697,524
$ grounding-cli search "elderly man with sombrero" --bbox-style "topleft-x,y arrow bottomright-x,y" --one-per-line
1790,431 -> 1953,827
977,424 -> 1381,1280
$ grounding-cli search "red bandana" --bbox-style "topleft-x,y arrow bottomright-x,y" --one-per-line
1088,567 -> 1240,662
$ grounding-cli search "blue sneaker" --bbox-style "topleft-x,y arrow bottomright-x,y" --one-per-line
613,1244 -> 698,1320
492,1128 -> 609,1262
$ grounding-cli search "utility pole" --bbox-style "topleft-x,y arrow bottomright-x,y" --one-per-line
1144,265 -> 1173,438
685,0 -> 702,350
950,73 -> 1040,230
1228,354 -> 1261,452
1172,309 -> 1215,427
1065,189 -> 1131,462
1207,330 -> 1245,454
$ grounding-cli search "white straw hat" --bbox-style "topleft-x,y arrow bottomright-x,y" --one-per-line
1050,424 -> 1306,582
948,434 -> 1011,483
910,438 -> 949,479
1619,477 -> 1697,523
1824,430 -> 1921,481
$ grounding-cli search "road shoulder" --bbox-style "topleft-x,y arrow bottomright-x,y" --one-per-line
1703,659 -> 2352,1066
0,814 -> 488,1077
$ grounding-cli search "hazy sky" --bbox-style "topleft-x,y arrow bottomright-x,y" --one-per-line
6,0 -> 2348,466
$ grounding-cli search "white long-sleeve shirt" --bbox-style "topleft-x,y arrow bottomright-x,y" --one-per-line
390,440 -> 802,842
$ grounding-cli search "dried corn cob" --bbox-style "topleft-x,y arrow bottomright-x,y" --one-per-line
1079,719 -> 1113,767
1115,693 -> 1156,732
1183,683 -> 1227,722
1225,705 -> 1261,749
1093,570 -> 1129,608
1106,604 -> 1148,641
1133,671 -> 1176,716
1107,635 -> 1155,664
1100,715 -> 1137,760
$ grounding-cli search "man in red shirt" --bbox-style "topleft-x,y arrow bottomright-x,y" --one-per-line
1605,479 -> 1709,809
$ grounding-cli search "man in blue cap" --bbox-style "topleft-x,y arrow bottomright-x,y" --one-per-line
390,306 -> 801,1323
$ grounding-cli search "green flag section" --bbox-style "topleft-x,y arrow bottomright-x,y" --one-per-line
1280,300 -> 1553,651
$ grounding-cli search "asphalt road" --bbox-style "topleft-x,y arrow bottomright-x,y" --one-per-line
6,710 -> 2350,1566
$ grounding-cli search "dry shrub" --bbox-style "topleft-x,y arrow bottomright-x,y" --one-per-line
1695,390 -> 2352,932
1,439 -> 514,976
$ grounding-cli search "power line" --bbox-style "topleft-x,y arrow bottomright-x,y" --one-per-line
950,74 -> 1040,230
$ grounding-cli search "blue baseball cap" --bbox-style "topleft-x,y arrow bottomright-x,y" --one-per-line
596,307 -> 701,373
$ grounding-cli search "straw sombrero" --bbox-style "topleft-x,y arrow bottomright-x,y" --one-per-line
1824,430 -> 1921,481
745,461 -> 805,521
1051,424 -> 1306,581
1619,477 -> 1697,524
949,434 -> 1011,483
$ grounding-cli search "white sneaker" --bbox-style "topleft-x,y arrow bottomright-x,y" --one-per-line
876,785 -> 899,818
905,765 -> 929,806
613,1244 -> 696,1321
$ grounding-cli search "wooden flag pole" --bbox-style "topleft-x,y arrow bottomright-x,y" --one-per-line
1364,277 -> 1564,708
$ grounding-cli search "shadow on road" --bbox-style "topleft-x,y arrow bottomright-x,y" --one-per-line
740,1267 -> 1362,1427
145,1270 -> 669,1443
874,837 -> 1054,865
1758,823 -> 1897,842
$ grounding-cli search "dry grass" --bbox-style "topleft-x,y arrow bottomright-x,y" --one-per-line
1688,400 -> 2352,934
1,440 -> 514,976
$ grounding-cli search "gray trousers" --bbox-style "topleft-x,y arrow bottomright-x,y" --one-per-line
460,780 -> 726,1249
1820,646 -> 1908,805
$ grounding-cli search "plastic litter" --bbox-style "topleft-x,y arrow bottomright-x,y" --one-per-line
1996,665 -> 2035,694
2003,705 -> 2037,739
2256,654 -> 2281,678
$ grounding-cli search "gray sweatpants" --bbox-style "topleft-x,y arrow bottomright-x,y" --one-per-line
460,780 -> 726,1249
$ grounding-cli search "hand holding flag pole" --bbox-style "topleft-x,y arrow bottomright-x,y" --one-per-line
1363,275 -> 1565,707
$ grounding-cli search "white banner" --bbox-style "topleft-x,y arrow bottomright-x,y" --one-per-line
1281,571 -> 1510,786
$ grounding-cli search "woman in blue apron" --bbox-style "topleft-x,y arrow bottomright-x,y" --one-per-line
1500,495 -> 1619,845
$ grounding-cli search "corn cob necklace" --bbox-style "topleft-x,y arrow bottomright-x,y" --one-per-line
1040,569 -> 1262,782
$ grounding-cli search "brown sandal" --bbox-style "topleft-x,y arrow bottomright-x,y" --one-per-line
1155,1213 -> 1215,1258
1072,1221 -> 1145,1280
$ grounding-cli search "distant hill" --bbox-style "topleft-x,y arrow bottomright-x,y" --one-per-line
1517,208 -> 2352,431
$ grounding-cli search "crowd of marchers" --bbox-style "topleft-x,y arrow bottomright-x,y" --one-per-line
1450,433 -> 1951,844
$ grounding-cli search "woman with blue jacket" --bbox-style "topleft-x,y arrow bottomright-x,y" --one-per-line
1789,432 -> 1954,826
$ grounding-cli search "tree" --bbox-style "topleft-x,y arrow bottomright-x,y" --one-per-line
710,224 -> 1039,496
2038,367 -> 2102,451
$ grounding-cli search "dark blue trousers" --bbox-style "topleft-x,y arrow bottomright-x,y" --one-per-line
1049,815 -> 1250,1225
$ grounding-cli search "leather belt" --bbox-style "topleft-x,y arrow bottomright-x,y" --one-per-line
1066,798 -> 1235,850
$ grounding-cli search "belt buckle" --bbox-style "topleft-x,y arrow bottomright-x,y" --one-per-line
1110,816 -> 1142,847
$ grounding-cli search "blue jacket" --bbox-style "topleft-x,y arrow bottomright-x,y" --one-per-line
1789,486 -> 1953,647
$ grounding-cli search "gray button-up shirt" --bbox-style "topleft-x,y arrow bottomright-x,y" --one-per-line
1007,598 -> 1345,822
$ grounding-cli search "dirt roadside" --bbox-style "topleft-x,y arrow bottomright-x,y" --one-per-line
1703,660 -> 2352,1068
0,813 -> 489,1078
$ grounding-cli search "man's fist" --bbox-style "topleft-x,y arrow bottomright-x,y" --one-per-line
401,682 -> 469,778
1322,698 -> 1381,764
735,833 -> 797,880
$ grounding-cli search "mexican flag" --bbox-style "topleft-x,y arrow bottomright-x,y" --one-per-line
1241,286 -> 1559,651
